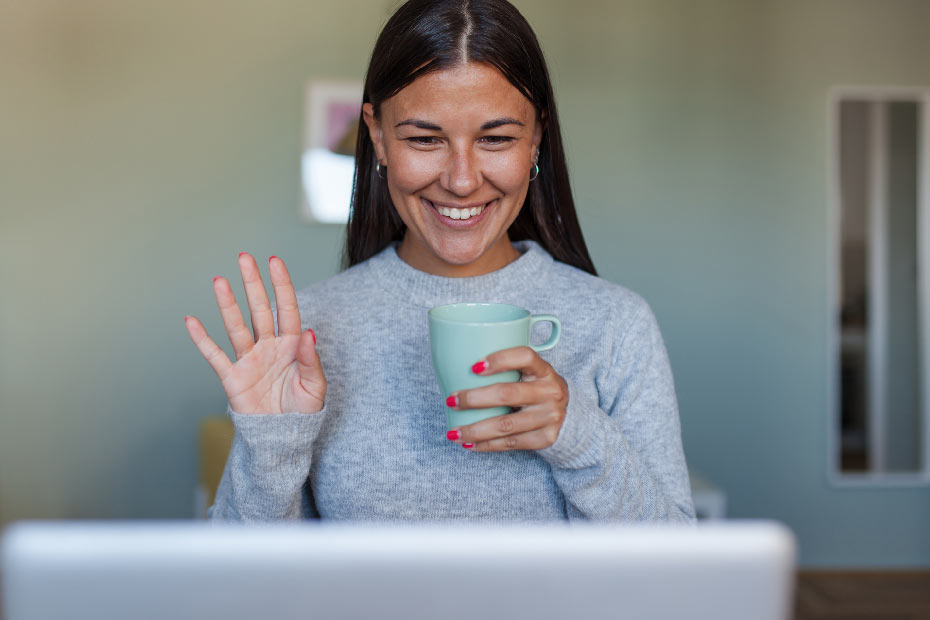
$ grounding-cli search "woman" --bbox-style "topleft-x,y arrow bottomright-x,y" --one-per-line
185,0 -> 695,522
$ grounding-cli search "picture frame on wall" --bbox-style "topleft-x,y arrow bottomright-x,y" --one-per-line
300,80 -> 363,224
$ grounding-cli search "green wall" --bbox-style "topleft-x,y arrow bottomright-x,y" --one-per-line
1,0 -> 928,567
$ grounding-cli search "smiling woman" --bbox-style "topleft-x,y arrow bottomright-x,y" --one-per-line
362,63 -> 541,276
344,0 -> 593,278
184,0 -> 695,524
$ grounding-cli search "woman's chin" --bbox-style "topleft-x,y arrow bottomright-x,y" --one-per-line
431,247 -> 485,269
427,237 -> 517,275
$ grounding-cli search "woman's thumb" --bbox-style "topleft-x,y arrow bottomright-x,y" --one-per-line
296,328 -> 325,391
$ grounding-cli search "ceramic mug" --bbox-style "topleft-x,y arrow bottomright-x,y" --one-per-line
428,302 -> 561,430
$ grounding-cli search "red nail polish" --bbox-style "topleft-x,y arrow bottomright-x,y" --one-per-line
270,255 -> 278,261
213,276 -> 221,283
462,443 -> 475,449
239,252 -> 247,258
307,328 -> 316,345
446,429 -> 460,441
446,394 -> 458,408
472,360 -> 487,374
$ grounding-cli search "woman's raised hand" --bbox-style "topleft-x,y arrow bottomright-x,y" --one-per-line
184,253 -> 326,414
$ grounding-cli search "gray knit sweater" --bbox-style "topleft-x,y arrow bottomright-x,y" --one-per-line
210,241 -> 695,522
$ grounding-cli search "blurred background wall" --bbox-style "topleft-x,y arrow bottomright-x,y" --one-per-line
1,0 -> 928,567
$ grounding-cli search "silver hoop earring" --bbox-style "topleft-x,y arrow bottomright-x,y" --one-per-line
376,161 -> 386,179
529,162 -> 539,181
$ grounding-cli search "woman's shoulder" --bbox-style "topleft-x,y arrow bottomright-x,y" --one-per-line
543,259 -> 667,368
545,257 -> 653,322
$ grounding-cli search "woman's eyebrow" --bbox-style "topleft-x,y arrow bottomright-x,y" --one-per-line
480,117 -> 525,130
394,119 -> 442,130
393,118 -> 526,131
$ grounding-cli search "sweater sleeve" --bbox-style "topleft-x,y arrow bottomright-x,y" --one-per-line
535,301 -> 696,523
208,405 -> 327,521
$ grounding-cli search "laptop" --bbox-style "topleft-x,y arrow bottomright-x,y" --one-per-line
2,520 -> 795,620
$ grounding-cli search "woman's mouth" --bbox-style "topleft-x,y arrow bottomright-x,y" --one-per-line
436,203 -> 485,220
423,198 -> 495,227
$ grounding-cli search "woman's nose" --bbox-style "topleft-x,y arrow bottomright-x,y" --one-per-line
440,148 -> 481,197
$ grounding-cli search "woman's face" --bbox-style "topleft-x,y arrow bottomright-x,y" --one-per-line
363,62 -> 543,277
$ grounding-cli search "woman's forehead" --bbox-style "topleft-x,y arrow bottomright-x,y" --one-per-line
384,62 -> 535,123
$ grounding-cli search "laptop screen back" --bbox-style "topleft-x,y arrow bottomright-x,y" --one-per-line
2,520 -> 795,620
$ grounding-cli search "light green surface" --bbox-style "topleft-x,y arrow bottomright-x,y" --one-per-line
2,0 -> 929,566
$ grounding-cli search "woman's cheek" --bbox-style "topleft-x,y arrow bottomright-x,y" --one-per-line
391,152 -> 440,191
486,152 -> 531,191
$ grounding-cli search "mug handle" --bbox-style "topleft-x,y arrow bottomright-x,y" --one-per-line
529,315 -> 561,352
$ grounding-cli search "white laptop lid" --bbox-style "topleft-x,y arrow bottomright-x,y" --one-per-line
2,520 -> 795,620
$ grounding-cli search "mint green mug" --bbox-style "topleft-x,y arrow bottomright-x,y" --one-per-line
428,303 -> 561,430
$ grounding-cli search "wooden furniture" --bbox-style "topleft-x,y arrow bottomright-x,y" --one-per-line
796,571 -> 930,619
196,416 -> 235,518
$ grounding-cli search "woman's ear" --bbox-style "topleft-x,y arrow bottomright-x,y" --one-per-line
362,103 -> 386,164
532,109 -> 546,160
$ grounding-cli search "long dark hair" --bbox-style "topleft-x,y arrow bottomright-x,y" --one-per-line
342,0 -> 597,276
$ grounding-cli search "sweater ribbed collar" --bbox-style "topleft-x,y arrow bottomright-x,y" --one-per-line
365,240 -> 552,308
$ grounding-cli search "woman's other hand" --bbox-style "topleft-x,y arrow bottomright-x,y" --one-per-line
445,347 -> 568,451
184,253 -> 326,414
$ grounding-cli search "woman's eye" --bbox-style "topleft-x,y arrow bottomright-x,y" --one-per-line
407,136 -> 439,146
480,136 -> 516,146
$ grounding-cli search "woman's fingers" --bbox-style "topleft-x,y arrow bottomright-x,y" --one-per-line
444,346 -> 568,452
470,427 -> 560,452
454,407 -> 562,452
453,379 -> 563,410
452,346 -> 567,411
213,275 -> 255,359
216,255 -> 298,356
184,315 -> 234,381
238,252 -> 275,342
477,346 -> 551,381
268,256 -> 301,337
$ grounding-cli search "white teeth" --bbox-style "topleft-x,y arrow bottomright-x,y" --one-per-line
436,204 -> 485,220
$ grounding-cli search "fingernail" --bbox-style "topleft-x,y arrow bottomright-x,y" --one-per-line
462,443 -> 475,449
472,360 -> 488,374
184,315 -> 191,322
446,394 -> 458,408
446,429 -> 460,441
213,276 -> 221,283
270,255 -> 278,261
238,252 -> 247,258
307,328 -> 316,345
